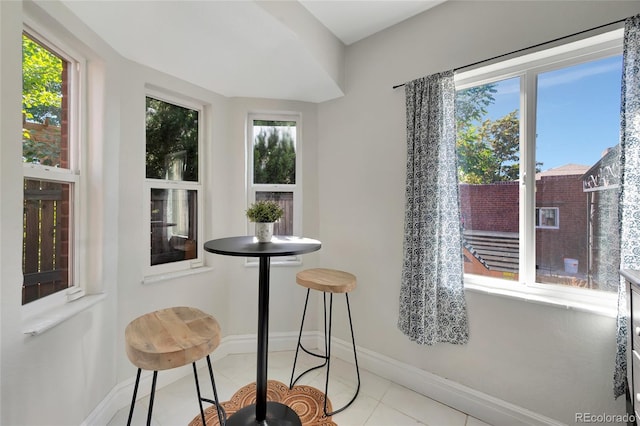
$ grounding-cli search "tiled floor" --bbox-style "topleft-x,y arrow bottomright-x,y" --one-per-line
108,350 -> 492,426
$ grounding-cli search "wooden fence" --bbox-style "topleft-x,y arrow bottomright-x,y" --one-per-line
22,179 -> 69,304
256,191 -> 294,236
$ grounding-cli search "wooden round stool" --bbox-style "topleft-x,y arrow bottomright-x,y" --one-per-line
125,306 -> 225,426
289,268 -> 360,416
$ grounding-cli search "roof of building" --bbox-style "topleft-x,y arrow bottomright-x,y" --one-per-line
535,163 -> 590,179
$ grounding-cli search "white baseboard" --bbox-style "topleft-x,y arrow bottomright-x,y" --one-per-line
84,331 -> 562,426
328,335 -> 564,426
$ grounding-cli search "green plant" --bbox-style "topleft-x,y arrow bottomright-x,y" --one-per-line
245,200 -> 284,223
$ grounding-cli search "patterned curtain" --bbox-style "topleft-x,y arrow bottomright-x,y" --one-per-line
398,71 -> 469,345
615,14 -> 640,399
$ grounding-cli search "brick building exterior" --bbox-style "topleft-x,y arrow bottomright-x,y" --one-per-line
459,181 -> 519,233
460,164 -> 590,277
535,171 -> 588,275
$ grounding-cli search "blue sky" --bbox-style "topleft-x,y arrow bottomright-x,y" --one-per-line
482,54 -> 623,171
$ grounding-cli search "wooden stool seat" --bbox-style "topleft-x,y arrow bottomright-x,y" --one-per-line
125,306 -> 225,425
296,268 -> 356,294
126,306 -> 221,372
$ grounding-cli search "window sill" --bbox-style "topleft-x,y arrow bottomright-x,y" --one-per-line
464,280 -> 618,318
22,293 -> 107,336
143,266 -> 213,284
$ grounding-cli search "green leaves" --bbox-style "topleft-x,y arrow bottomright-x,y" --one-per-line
455,84 -> 497,125
456,84 -> 525,184
22,33 -> 65,165
22,34 -> 63,125
253,125 -> 296,185
145,97 -> 199,181
245,200 -> 284,223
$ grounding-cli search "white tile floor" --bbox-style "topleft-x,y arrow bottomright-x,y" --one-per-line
108,350 -> 492,426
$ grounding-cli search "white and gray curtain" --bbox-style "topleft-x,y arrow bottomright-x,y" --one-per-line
398,71 -> 469,345
615,13 -> 640,399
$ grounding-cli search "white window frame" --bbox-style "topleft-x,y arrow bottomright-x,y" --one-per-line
246,112 -> 302,265
144,89 -> 204,277
21,22 -> 88,316
455,28 -> 623,315
536,207 -> 560,229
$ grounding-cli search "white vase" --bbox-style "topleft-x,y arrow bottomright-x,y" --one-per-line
255,222 -> 274,243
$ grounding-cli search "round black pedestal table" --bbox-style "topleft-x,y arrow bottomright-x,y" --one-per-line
204,236 -> 321,426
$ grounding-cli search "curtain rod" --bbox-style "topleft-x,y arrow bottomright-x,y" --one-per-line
392,17 -> 626,90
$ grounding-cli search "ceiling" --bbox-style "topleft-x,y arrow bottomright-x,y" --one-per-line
61,0 -> 444,102
299,0 -> 444,46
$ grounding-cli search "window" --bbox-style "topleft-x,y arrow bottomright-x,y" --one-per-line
145,93 -> 203,275
536,207 -> 559,229
247,114 -> 301,247
22,29 -> 83,305
456,29 -> 623,296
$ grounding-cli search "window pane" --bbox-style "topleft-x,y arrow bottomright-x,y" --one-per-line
256,191 -> 293,236
22,179 -> 71,304
146,97 -> 198,182
150,188 -> 197,266
456,78 -> 520,281
252,120 -> 296,184
535,55 -> 622,291
536,207 -> 559,229
22,33 -> 68,167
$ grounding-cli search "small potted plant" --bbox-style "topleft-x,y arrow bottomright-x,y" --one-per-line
246,200 -> 284,242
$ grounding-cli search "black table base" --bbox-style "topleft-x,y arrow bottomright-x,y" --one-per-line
204,237 -> 321,426
226,402 -> 302,426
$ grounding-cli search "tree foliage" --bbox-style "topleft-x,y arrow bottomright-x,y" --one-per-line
22,34 -> 63,125
145,97 -> 199,181
455,84 -> 496,125
456,84 -> 529,184
457,111 -> 520,183
253,125 -> 296,185
22,34 -> 64,164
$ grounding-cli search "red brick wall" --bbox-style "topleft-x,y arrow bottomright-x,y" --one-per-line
535,175 -> 588,274
460,175 -> 588,274
459,182 -> 519,232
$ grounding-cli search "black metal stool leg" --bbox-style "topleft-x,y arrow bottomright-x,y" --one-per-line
323,293 -> 361,417
290,282 -> 360,416
204,355 -> 227,425
322,292 -> 329,362
345,293 -> 361,400
323,293 -> 333,416
192,362 -> 208,426
127,368 -> 142,426
190,355 -> 227,426
289,289 -> 309,388
290,289 -> 329,388
146,371 -> 158,426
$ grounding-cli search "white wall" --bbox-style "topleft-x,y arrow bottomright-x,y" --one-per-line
1,1 -> 122,424
0,1 -> 322,424
316,1 -> 640,425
